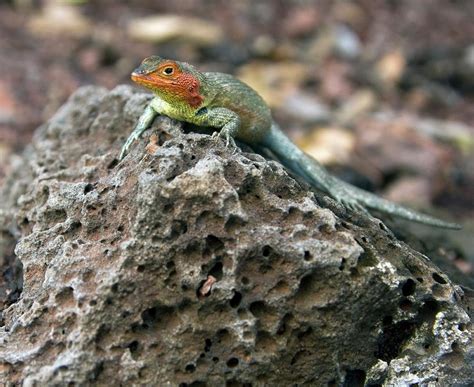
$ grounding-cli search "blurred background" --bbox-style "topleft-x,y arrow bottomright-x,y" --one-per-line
0,0 -> 473,279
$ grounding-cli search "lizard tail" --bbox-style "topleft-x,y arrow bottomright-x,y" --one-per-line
262,123 -> 461,229
336,179 -> 461,229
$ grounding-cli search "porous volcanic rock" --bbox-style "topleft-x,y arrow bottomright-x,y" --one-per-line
0,86 -> 472,386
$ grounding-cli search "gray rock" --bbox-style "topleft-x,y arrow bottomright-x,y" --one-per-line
0,86 -> 472,386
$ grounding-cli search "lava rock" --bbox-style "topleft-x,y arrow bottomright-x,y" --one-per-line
0,86 -> 471,385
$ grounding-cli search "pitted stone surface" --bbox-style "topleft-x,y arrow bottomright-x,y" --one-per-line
0,86 -> 472,386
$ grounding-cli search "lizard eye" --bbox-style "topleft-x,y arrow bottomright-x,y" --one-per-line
163,67 -> 174,75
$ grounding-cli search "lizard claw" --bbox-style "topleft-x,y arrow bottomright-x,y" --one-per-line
212,129 -> 237,150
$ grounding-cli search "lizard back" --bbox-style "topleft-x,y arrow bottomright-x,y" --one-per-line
203,72 -> 272,143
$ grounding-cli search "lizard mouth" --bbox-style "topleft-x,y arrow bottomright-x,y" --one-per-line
130,72 -> 165,87
131,72 -> 153,84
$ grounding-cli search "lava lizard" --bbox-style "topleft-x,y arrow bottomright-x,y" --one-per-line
119,56 -> 460,229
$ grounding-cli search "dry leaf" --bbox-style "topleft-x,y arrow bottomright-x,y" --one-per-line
199,275 -> 217,298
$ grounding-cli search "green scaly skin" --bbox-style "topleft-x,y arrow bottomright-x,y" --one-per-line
120,56 -> 461,230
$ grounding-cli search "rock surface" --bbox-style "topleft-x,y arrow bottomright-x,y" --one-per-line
0,86 -> 472,386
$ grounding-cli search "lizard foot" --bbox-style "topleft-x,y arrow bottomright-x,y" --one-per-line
330,188 -> 370,215
212,130 -> 237,150
119,132 -> 141,160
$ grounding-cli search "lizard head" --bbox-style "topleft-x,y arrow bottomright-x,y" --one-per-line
131,56 -> 204,108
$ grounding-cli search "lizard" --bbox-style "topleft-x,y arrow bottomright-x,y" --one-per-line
119,55 -> 461,230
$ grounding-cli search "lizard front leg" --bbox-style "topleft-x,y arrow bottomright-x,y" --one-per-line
120,104 -> 158,160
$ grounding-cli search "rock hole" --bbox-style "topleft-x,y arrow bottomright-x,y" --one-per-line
376,320 -> 416,362
94,324 -> 110,344
290,350 -> 310,366
224,215 -> 246,232
166,174 -> 178,182
432,272 -> 447,284
249,301 -> 265,317
67,221 -> 82,235
343,369 -> 366,387
399,298 -> 412,311
84,183 -> 95,194
262,245 -> 272,257
402,279 -> 416,296
128,340 -> 139,354
170,220 -> 188,238
212,357 -> 219,363
206,235 -> 224,251
382,315 -> 392,327
419,299 -> 440,320
416,277 -> 424,283
117,225 -> 124,232
49,209 -> 67,223
304,251 -> 312,261
137,265 -> 145,273
258,263 -> 273,274
185,363 -> 196,373
241,277 -> 249,285
277,322 -> 286,335
296,274 -> 317,299
204,338 -> 212,352
55,286 -> 74,304
229,291 -> 242,308
107,158 -> 119,169
209,262 -> 223,280
339,258 -> 346,271
226,357 -> 239,368
297,326 -> 313,340
141,305 -> 173,329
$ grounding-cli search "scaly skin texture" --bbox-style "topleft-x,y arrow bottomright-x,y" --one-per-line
120,56 -> 461,229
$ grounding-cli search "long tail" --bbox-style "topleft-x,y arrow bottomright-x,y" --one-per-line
262,123 -> 461,229
335,178 -> 461,229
